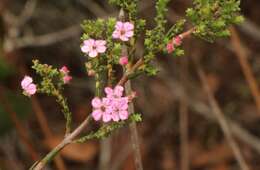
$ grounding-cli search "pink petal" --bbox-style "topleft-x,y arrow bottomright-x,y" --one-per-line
92,110 -> 102,121
119,110 -> 129,120
173,36 -> 182,46
26,83 -> 37,95
120,35 -> 129,41
166,42 -> 174,53
102,97 -> 113,106
95,40 -> 106,46
111,112 -> 120,122
63,75 -> 72,84
96,45 -> 106,53
21,76 -> 33,89
84,39 -> 95,46
81,45 -> 91,53
105,87 -> 113,96
125,30 -> 134,38
124,22 -> 134,31
103,113 -> 112,122
119,56 -> 128,65
114,85 -> 124,97
91,97 -> 102,108
89,50 -> 98,58
112,30 -> 121,39
60,66 -> 69,74
115,21 -> 124,30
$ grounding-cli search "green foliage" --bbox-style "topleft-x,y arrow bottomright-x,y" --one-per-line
143,0 -> 170,76
108,0 -> 138,21
81,19 -> 106,39
32,60 -> 72,133
186,0 -> 243,42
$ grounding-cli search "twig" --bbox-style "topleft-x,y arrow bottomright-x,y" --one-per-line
125,81 -> 144,170
18,0 -> 38,26
230,27 -> 260,115
32,115 -> 92,170
193,58 -> 250,170
16,25 -> 81,48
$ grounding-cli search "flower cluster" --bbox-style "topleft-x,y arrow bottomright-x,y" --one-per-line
166,35 -> 182,53
60,66 -> 72,84
81,39 -> 107,58
112,21 -> 134,41
81,21 -> 134,59
91,85 -> 131,122
21,76 -> 37,96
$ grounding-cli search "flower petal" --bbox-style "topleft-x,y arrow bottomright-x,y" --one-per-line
119,110 -> 129,120
114,85 -> 124,97
26,83 -> 37,95
21,76 -> 33,89
91,97 -> 102,108
105,87 -> 113,96
89,50 -> 98,58
81,45 -> 91,53
96,45 -> 106,53
111,112 -> 120,122
125,30 -> 134,38
92,110 -> 102,121
124,22 -> 134,30
112,30 -> 121,39
115,21 -> 124,30
103,113 -> 112,122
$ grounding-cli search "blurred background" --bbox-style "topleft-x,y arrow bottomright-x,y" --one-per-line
0,0 -> 260,169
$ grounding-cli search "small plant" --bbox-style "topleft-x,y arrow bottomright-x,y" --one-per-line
22,0 -> 243,169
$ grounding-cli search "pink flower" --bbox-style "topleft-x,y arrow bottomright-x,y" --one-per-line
81,39 -> 107,58
112,21 -> 134,41
63,75 -> 72,84
105,85 -> 124,98
167,42 -> 174,53
166,35 -> 183,54
91,97 -> 112,122
119,56 -> 129,66
91,86 -> 131,122
60,66 -> 69,74
111,97 -> 129,120
21,76 -> 37,96
173,36 -> 182,46
60,66 -> 72,84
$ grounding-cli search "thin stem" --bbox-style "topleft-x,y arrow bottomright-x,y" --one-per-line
230,27 -> 260,115
31,115 -> 92,170
125,81 -> 143,170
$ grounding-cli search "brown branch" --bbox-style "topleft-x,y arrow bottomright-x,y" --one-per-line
193,58 -> 250,170
125,81 -> 143,170
32,116 -> 92,170
16,25 -> 81,48
230,27 -> 260,115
